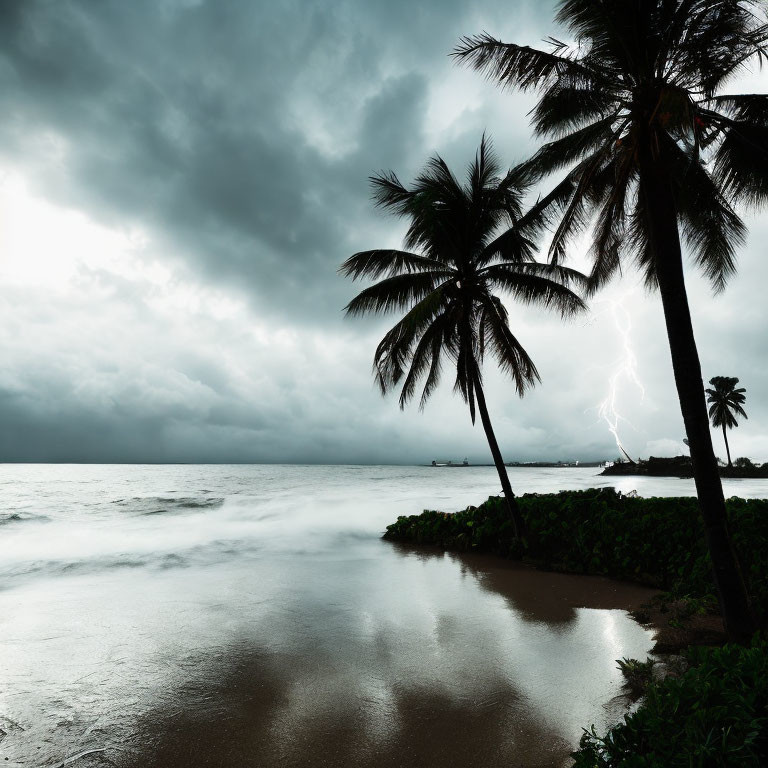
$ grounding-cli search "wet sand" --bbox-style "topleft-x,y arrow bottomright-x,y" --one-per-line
1,554 -> 656,768
0,465 -> 661,768
119,553 -> 657,768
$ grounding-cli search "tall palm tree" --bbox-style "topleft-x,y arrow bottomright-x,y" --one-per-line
706,376 -> 748,467
340,138 -> 587,538
454,0 -> 768,640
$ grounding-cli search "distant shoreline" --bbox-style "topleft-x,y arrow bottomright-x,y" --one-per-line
601,456 -> 768,479
424,462 -> 607,468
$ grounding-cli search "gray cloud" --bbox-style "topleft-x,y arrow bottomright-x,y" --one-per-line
0,0 -> 766,465
0,0 -> 545,321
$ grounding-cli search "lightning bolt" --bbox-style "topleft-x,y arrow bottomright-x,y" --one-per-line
593,293 -> 645,463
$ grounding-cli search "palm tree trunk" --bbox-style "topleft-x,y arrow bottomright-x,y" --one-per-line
640,154 -> 755,642
723,424 -> 732,467
471,371 -> 525,539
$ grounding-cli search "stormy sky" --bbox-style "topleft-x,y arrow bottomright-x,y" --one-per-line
0,0 -> 766,464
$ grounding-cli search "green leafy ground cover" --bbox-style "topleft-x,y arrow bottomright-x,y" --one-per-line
572,640 -> 768,767
383,488 -> 768,622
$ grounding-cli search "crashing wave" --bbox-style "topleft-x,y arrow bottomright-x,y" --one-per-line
0,511 -> 49,526
110,496 -> 225,516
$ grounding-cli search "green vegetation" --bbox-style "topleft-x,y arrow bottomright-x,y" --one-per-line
454,0 -> 768,642
572,640 -> 768,767
383,489 -> 768,623
706,376 -> 748,467
385,489 -> 768,764
339,138 -> 587,538
616,657 -> 656,699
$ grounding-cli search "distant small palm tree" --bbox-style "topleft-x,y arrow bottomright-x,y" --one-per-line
340,138 -> 587,537
706,376 -> 747,468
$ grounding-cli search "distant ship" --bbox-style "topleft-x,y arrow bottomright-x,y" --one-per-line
431,458 -> 469,467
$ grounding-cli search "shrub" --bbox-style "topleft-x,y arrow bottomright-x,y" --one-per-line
383,489 -> 768,622
616,657 -> 656,699
572,640 -> 768,767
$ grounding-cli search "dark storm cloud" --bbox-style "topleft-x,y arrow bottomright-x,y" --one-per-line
1,0 -> 765,465
0,0 -> 549,322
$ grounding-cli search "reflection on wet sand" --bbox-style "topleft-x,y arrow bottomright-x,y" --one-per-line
110,550 -> 656,768
0,465 -> 660,768
0,547 -> 656,768
120,643 -> 566,768
396,544 -> 657,623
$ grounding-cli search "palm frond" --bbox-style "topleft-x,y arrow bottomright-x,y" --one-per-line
452,33 -> 600,92
343,272 -> 453,317
469,133 -> 502,200
496,162 -> 532,198
545,147 -> 619,266
370,172 -> 413,215
416,154 -> 466,204
671,144 -> 746,292
531,85 -> 620,138
395,311 -> 451,410
706,94 -> 768,126
371,288 -> 451,393
518,115 -> 623,179
555,0 -> 642,79
479,295 -> 540,396
671,1 -> 768,93
475,172 -> 585,271
628,177 -> 658,291
452,330 -> 478,422
713,120 -> 768,206
514,172 -> 582,239
477,227 -> 536,267
585,153 -> 635,294
732,403 -> 748,420
527,143 -> 631,270
392,155 -> 470,258
339,250 -> 448,280
481,262 -> 587,316
418,327 -> 446,410
586,199 -> 624,294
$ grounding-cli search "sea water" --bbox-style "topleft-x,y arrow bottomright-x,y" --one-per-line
1,464 -> 763,767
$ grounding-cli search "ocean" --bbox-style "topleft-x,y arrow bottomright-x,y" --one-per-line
1,464 -> 764,767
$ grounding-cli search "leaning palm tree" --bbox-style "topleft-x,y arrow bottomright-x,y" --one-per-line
454,0 -> 767,640
340,138 -> 587,538
706,376 -> 748,467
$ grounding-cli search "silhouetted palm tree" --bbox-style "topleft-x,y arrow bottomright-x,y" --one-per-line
340,138 -> 587,538
706,376 -> 747,467
454,0 -> 768,640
